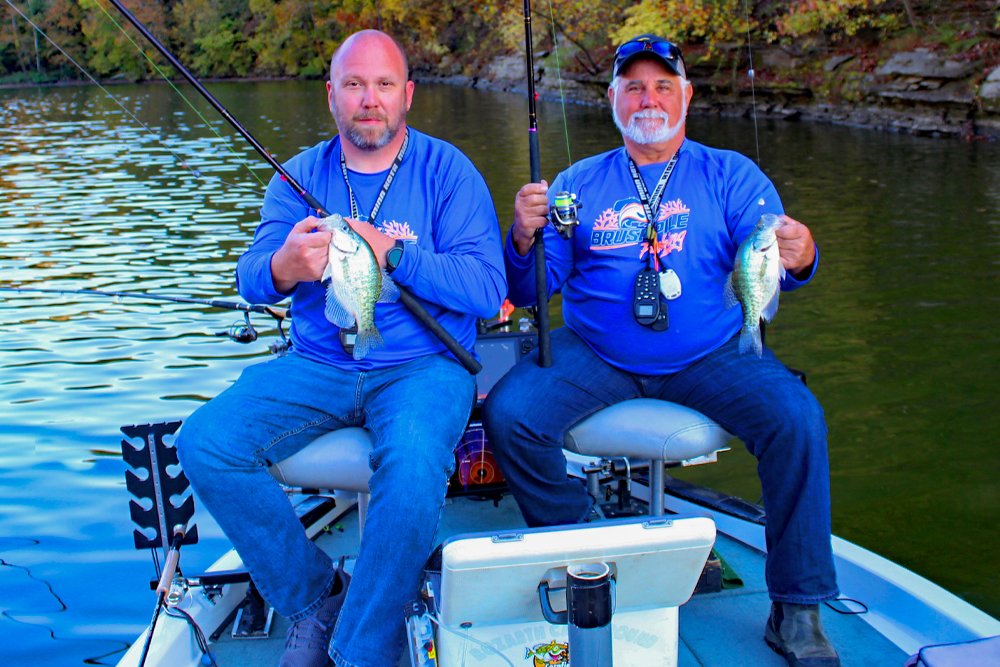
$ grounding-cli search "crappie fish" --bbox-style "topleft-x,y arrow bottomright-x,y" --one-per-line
723,213 -> 786,357
319,214 -> 400,360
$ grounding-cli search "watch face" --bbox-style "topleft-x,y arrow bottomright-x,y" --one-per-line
387,244 -> 403,271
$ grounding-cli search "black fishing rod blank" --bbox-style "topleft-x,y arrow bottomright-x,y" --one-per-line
523,0 -> 552,368
0,286 -> 288,347
0,286 -> 286,318
105,0 -> 480,374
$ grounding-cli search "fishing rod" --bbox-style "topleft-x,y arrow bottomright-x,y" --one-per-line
137,524 -> 186,667
742,0 -> 762,166
523,0 -> 552,368
105,0 -> 481,375
0,286 -> 286,317
0,286 -> 289,347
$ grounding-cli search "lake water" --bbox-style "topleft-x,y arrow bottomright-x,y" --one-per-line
0,80 -> 997,665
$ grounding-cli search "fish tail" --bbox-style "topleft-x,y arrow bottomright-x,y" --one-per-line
352,325 -> 385,360
739,322 -> 763,357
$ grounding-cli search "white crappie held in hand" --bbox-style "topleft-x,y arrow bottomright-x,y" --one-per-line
319,213 -> 400,359
723,213 -> 787,357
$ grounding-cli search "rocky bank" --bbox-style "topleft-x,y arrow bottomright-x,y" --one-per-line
424,45 -> 1000,141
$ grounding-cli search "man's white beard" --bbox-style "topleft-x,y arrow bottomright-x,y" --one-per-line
614,103 -> 686,145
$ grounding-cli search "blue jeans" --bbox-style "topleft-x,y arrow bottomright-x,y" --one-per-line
483,327 -> 838,604
177,351 -> 474,667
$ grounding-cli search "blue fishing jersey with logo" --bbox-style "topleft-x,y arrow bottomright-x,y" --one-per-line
505,140 -> 817,374
237,128 -> 506,370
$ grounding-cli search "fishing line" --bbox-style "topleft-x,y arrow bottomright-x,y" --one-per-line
0,286 -> 288,317
102,0 -> 480,374
2,0 -> 265,196
164,607 -> 217,666
742,0 -> 762,165
427,612 -> 516,667
150,546 -> 162,582
825,596 -> 869,615
90,0 -> 269,190
545,0 -> 573,167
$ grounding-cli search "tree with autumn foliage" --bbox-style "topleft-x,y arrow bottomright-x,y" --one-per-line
0,0 -> 994,85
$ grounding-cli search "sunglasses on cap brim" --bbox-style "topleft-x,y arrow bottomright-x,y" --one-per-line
613,38 -> 686,77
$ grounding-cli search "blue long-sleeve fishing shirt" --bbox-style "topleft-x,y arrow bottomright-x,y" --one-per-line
505,140 -> 818,375
237,128 -> 506,370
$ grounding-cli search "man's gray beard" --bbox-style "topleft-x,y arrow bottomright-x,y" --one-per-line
334,107 -> 406,151
613,107 -> 685,145
344,122 -> 400,150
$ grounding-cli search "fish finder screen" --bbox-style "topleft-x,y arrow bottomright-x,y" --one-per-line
474,334 -> 534,401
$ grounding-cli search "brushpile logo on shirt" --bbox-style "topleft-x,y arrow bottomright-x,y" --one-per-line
380,220 -> 417,240
590,197 -> 689,259
524,640 -> 569,666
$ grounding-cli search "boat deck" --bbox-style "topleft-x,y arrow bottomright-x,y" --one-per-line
208,493 -> 907,666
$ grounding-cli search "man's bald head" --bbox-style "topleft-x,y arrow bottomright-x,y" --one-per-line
330,30 -> 409,83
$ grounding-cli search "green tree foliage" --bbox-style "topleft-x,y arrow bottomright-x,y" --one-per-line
0,0 -> 992,83
173,0 -> 253,76
771,0 -> 901,41
79,0 -> 170,81
613,0 -> 746,59
542,0 -> 631,76
1,0 -> 86,81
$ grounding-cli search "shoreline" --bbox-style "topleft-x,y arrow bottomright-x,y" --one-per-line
415,47 -> 1000,142
5,62 -> 998,142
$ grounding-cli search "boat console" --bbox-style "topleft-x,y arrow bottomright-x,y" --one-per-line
429,516 -> 716,667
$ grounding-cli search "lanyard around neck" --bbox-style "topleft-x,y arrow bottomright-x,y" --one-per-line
627,144 -> 681,268
338,129 -> 409,224
626,143 -> 681,233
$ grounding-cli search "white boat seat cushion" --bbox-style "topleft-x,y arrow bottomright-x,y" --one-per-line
267,399 -> 732,492
564,399 -> 732,463
269,427 -> 373,492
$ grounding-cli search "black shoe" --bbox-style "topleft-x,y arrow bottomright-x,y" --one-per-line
764,602 -> 841,667
279,566 -> 351,667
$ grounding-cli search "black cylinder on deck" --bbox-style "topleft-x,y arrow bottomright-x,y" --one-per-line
567,565 -> 613,629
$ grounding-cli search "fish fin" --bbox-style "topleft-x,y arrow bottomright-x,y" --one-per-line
352,326 -> 384,360
323,284 -> 356,329
723,273 -> 740,309
321,263 -> 331,284
761,288 -> 780,323
378,271 -> 400,303
739,323 -> 763,357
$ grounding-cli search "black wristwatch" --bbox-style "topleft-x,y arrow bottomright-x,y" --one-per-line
385,240 -> 405,274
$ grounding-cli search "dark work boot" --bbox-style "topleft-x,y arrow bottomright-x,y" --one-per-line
279,566 -> 351,667
764,602 -> 841,667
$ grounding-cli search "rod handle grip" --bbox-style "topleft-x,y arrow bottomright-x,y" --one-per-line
155,525 -> 186,596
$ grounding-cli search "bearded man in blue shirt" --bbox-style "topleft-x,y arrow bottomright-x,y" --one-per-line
177,30 -> 505,667
484,35 -> 839,667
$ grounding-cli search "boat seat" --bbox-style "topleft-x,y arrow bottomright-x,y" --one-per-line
266,399 -> 733,522
269,428 -> 374,527
563,399 -> 733,515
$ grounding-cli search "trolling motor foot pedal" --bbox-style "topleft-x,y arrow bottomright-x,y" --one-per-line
232,585 -> 274,639
598,498 -> 646,518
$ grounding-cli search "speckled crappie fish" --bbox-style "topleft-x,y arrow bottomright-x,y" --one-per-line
723,213 -> 786,357
319,214 -> 399,360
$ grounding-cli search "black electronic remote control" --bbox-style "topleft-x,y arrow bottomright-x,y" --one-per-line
633,267 -> 661,326
633,267 -> 669,330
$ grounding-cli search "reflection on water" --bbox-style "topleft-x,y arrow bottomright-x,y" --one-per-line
0,81 -> 997,663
